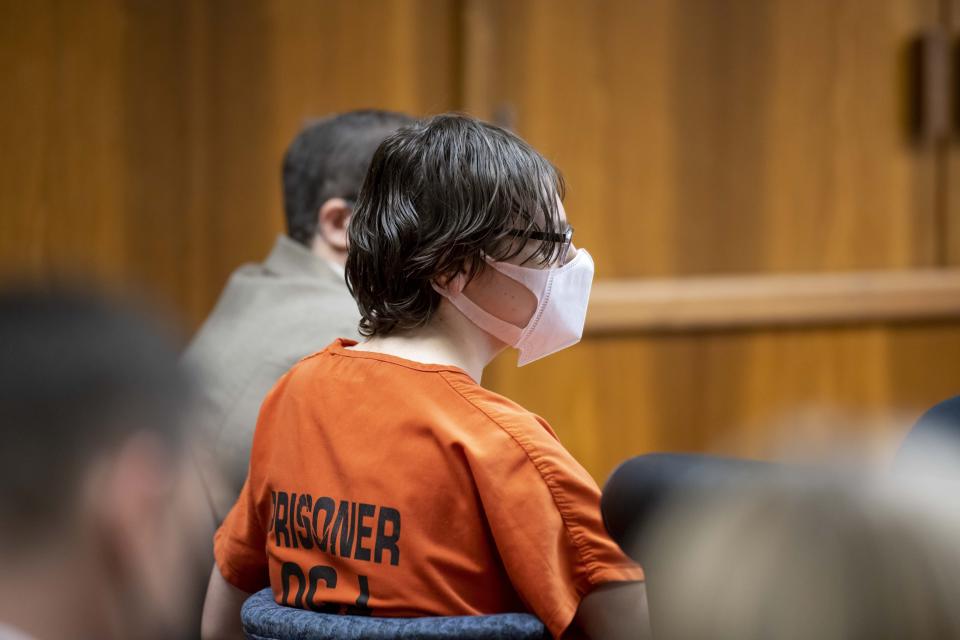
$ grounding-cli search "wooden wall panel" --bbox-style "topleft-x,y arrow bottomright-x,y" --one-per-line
0,0 -> 460,327
467,0 -> 940,277
946,0 -> 960,264
0,0 -> 128,284
472,0 -> 958,482
122,0 -> 211,321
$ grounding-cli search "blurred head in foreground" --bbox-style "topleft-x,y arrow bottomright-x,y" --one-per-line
643,461 -> 960,640
0,286 -> 208,640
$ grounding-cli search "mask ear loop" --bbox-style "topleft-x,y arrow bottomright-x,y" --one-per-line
431,273 -> 526,345
444,271 -> 468,296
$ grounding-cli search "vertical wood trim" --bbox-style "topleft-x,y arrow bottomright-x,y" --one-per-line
945,0 -> 960,266
460,0 -> 495,120
934,0 -> 952,265
184,0 -> 210,325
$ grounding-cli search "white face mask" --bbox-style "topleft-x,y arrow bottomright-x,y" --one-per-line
433,248 -> 595,366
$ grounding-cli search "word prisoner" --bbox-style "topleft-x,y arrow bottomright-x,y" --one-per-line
269,490 -> 401,566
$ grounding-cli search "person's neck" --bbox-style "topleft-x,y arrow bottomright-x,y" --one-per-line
0,549 -> 107,640
351,301 -> 505,383
309,237 -> 346,269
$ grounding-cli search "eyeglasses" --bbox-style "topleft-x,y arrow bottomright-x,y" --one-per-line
508,226 -> 575,262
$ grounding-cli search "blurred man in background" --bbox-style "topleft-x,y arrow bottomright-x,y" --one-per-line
183,110 -> 415,519
0,286 -> 209,640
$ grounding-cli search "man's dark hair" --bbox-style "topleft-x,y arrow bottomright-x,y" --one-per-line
0,286 -> 190,548
346,113 -> 566,337
283,109 -> 416,246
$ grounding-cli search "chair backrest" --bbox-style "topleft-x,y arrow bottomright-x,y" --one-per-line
241,588 -> 548,640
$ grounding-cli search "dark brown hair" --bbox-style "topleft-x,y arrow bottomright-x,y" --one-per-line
283,110 -> 415,246
346,113 -> 566,337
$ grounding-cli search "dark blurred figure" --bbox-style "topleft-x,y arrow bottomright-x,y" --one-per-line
183,109 -> 415,520
898,395 -> 960,467
602,453 -> 777,560
0,286 -> 210,640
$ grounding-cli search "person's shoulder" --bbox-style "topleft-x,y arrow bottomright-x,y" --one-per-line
217,260 -> 274,297
273,341 -> 340,382
250,343 -> 341,425
438,372 -> 562,446
226,260 -> 351,309
440,374 -> 603,520
185,258 -> 358,361
184,260 -> 279,348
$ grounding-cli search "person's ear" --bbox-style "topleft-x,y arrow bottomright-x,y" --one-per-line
316,198 -> 353,251
435,271 -> 468,296
93,432 -> 176,560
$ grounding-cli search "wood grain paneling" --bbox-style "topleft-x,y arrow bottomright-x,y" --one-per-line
0,0 -> 459,326
466,0 -> 940,276
471,0 -> 958,481
0,0 -> 128,283
946,0 -> 960,264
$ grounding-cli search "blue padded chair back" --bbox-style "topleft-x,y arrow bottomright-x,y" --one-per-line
241,588 -> 548,640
